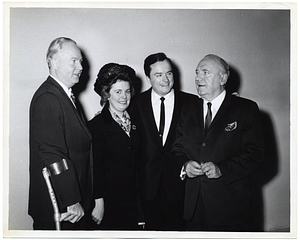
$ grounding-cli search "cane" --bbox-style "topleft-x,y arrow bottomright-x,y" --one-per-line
42,167 -> 61,230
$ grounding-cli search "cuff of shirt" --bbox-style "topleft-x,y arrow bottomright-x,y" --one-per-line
179,165 -> 186,180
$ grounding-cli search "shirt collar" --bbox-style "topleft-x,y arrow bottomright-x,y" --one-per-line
50,74 -> 72,98
202,90 -> 226,111
151,88 -> 174,104
109,108 -> 130,121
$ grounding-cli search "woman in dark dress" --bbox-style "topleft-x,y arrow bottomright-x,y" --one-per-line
88,63 -> 140,230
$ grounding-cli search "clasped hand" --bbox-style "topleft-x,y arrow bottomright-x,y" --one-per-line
185,161 -> 222,179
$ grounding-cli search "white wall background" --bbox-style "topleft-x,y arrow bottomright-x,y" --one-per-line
5,3 -> 293,235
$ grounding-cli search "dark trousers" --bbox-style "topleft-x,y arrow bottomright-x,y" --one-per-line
88,203 -> 139,230
33,215 -> 89,230
187,193 -> 250,232
142,183 -> 186,231
33,206 -> 93,230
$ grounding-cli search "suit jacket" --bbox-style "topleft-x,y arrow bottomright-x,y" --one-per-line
172,93 -> 265,226
131,88 -> 198,201
88,104 -> 141,206
29,76 -> 92,222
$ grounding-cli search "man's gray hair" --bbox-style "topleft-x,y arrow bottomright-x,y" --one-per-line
46,37 -> 77,68
203,54 -> 230,77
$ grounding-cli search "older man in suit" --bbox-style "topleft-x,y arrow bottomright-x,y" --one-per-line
172,54 -> 264,231
132,52 -> 198,230
29,37 -> 92,230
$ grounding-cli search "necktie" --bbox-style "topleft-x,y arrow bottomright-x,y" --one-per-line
159,97 -> 165,140
205,102 -> 212,132
70,90 -> 76,108
70,90 -> 85,122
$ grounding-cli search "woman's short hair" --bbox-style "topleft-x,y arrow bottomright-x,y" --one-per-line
94,63 -> 136,106
46,37 -> 77,68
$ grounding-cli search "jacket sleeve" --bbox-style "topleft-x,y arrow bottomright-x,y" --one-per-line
172,105 -> 192,168
88,119 -> 107,199
31,92 -> 81,209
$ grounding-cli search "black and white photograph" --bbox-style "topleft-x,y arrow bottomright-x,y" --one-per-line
2,1 -> 297,239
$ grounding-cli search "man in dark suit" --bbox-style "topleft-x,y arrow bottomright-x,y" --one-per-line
29,37 -> 92,230
172,54 -> 264,231
132,52 -> 198,230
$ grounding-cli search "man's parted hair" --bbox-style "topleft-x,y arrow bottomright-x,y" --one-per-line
143,52 -> 172,78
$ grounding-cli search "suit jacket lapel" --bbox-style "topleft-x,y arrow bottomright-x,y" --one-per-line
207,92 -> 231,131
142,89 -> 161,141
167,91 -> 180,141
102,104 -> 132,142
164,91 -> 185,147
196,98 -> 205,135
47,77 -> 92,139
75,106 -> 92,138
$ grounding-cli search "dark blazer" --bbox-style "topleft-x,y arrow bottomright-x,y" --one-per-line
172,93 -> 265,226
88,104 -> 141,229
29,76 -> 92,223
88,104 -> 140,203
132,88 -> 198,201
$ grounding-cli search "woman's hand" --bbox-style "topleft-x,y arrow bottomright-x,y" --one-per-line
91,198 -> 105,225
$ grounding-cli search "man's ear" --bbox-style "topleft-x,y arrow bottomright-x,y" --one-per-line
220,73 -> 228,86
50,57 -> 58,70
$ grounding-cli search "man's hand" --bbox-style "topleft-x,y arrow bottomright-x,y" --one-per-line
201,162 -> 222,179
91,198 -> 104,225
60,202 -> 84,223
185,160 -> 205,178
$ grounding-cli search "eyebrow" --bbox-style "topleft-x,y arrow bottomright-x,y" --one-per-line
154,70 -> 172,75
154,72 -> 163,75
70,56 -> 82,61
114,87 -> 131,91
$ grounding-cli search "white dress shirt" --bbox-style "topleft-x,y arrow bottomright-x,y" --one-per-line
202,90 -> 226,123
151,89 -> 174,145
50,74 -> 76,108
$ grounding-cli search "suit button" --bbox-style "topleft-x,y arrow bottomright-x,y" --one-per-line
202,143 -> 206,147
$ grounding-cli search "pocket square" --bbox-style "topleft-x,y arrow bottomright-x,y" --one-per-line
224,121 -> 237,132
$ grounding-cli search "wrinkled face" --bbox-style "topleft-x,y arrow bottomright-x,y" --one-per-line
195,58 -> 227,101
51,42 -> 83,88
109,80 -> 131,114
147,60 -> 174,96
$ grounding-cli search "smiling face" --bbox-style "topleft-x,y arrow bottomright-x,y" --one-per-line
50,42 -> 83,88
108,80 -> 131,114
195,57 -> 227,101
147,60 -> 174,97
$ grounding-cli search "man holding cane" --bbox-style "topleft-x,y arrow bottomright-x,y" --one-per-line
29,37 -> 92,230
